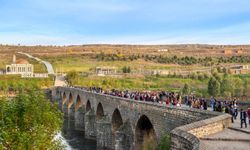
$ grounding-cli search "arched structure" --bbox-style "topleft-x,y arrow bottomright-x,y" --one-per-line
68,93 -> 73,108
86,100 -> 91,112
62,92 -> 67,104
75,95 -> 82,112
6,66 -> 10,72
54,86 -> 229,150
112,108 -> 123,131
135,115 -> 157,150
96,103 -> 104,120
111,108 -> 123,148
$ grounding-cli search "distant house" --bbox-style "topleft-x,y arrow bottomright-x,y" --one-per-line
157,49 -> 169,52
229,65 -> 250,74
95,66 -> 117,76
223,50 -> 233,55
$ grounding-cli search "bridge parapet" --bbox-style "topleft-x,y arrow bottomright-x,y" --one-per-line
170,114 -> 231,150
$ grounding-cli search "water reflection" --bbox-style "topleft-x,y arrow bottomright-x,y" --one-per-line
62,117 -> 97,150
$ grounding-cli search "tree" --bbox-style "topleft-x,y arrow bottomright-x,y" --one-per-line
0,90 -> 64,149
127,66 -> 131,73
208,77 -> 221,97
122,66 -> 127,73
66,70 -> 79,86
182,83 -> 190,95
221,77 -> 234,97
122,66 -> 131,73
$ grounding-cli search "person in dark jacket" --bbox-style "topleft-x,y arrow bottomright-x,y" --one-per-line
240,108 -> 247,128
203,100 -> 208,110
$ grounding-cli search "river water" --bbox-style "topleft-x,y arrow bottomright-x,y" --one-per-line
60,117 -> 97,150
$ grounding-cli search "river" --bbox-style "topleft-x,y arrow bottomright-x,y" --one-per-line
60,117 -> 97,150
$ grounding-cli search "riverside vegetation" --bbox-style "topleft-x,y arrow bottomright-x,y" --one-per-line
0,76 -> 63,149
0,87 -> 63,149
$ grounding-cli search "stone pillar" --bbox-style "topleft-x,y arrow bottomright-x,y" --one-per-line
75,108 -> 85,131
96,118 -> 112,149
68,105 -> 75,121
85,109 -> 96,139
114,121 -> 133,150
63,103 -> 69,117
58,100 -> 63,111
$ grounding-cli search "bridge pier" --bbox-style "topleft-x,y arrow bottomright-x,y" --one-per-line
114,121 -> 133,150
75,108 -> 85,131
68,106 -> 75,121
58,100 -> 63,111
63,103 -> 68,116
96,118 -> 113,149
85,109 -> 96,139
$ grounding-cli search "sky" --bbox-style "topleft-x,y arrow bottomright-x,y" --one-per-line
0,0 -> 250,45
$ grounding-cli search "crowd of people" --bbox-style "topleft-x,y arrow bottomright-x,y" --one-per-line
72,86 -> 250,128
87,87 -> 183,105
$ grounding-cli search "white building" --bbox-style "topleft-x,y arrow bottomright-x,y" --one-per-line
6,55 -> 34,76
95,66 -> 117,76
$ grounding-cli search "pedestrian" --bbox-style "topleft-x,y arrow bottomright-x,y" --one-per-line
203,100 -> 208,110
210,97 -> 215,111
230,106 -> 235,123
233,99 -> 238,120
240,108 -> 247,128
247,107 -> 250,125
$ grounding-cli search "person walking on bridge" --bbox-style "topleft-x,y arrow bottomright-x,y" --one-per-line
230,105 -> 235,123
240,108 -> 247,128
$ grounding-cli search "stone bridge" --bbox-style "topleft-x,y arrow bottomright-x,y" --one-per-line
52,87 -> 231,150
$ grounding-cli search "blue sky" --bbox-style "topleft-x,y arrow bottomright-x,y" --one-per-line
0,0 -> 250,45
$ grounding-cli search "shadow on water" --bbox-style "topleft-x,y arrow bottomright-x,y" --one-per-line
62,117 -> 97,150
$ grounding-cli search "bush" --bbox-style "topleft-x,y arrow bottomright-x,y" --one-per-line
0,90 -> 64,149
157,133 -> 170,150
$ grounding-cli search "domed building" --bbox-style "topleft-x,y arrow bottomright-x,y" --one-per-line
6,54 -> 34,76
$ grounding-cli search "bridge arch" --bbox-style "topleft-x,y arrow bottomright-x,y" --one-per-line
135,115 -> 157,150
68,93 -> 73,108
96,103 -> 104,120
111,108 -> 123,131
86,100 -> 91,112
75,95 -> 82,112
62,92 -> 67,104
111,108 -> 123,148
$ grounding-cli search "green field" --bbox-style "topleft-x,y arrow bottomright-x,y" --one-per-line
0,75 -> 54,95
42,55 -> 210,73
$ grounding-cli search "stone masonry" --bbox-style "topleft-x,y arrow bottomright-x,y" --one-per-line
52,87 -> 231,150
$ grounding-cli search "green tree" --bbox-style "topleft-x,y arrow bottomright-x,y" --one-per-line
0,90 -> 64,149
66,70 -> 79,86
221,77 -> 234,97
122,66 -> 127,73
182,83 -> 190,95
208,77 -> 221,97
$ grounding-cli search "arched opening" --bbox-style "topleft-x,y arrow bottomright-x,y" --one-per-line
111,108 -> 123,148
135,115 -> 157,150
7,67 -> 10,72
63,92 -> 67,104
68,93 -> 73,108
111,109 -> 123,131
86,100 -> 91,112
96,103 -> 104,120
75,95 -> 82,112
